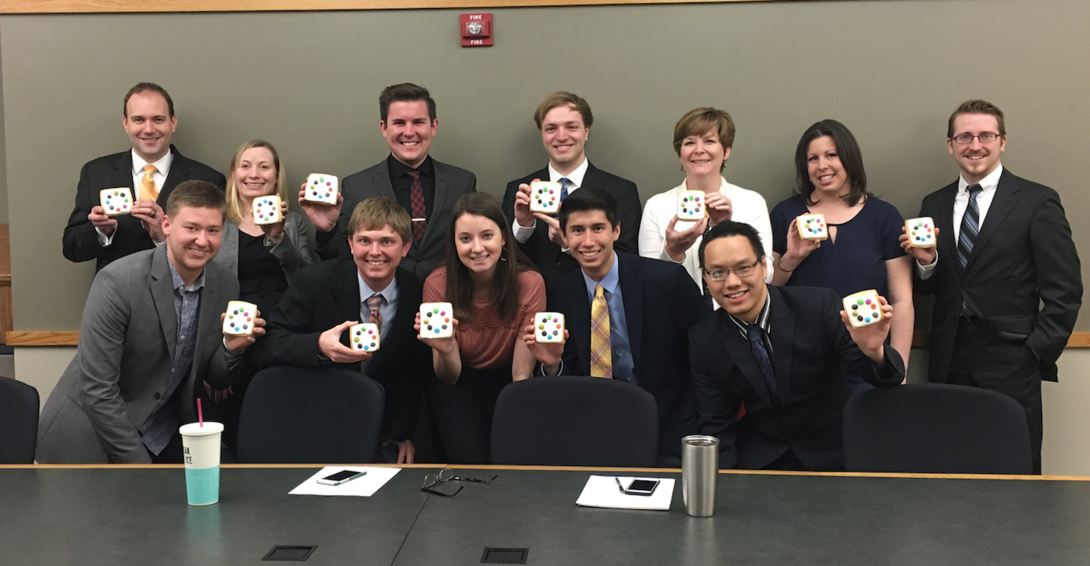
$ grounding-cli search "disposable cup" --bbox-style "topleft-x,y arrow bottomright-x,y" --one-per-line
180,422 -> 224,506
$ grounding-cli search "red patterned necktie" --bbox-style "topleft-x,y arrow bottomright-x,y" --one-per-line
408,170 -> 426,242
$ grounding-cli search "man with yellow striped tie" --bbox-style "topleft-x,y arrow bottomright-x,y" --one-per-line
524,188 -> 710,466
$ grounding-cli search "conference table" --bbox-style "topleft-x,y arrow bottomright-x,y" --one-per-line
2,464 -> 1089,565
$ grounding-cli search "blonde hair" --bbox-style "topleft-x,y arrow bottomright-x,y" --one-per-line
348,197 -> 412,245
225,139 -> 289,223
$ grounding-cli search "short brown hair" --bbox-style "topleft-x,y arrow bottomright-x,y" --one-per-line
348,197 -> 412,245
948,100 -> 1006,138
533,92 -> 593,130
124,82 -> 174,117
224,140 -> 289,223
165,180 -> 226,218
673,107 -> 736,156
379,83 -> 436,122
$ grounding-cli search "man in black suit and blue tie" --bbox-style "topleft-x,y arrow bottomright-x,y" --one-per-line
901,100 -> 1082,474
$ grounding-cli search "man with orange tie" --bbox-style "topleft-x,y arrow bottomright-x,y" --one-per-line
63,82 -> 226,272
524,188 -> 710,465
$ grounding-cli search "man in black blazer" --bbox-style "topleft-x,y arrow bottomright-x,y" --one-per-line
306,83 -> 476,278
524,189 -> 709,465
901,100 -> 1082,474
690,221 -> 904,471
502,92 -> 641,286
254,197 -> 431,464
62,83 -> 226,272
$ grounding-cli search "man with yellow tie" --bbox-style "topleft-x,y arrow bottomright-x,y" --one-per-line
525,188 -> 710,465
63,82 -> 226,272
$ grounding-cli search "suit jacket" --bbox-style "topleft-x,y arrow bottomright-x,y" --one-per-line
549,253 -> 710,459
315,157 -> 476,278
37,246 -> 240,464
503,163 -> 642,286
62,146 -> 226,272
214,212 -> 315,277
916,169 -> 1082,382
252,259 -> 430,443
689,286 -> 905,471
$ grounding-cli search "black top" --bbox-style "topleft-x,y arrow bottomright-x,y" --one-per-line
387,154 -> 436,219
237,230 -> 288,317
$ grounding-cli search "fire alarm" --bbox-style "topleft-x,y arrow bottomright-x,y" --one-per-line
461,13 -> 493,47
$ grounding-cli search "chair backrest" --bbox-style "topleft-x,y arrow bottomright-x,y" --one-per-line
491,376 -> 658,467
843,383 -> 1032,474
236,366 -> 385,464
0,376 -> 39,464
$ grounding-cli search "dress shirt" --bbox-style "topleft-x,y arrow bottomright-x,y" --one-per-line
580,254 -> 635,382
512,157 -> 590,243
917,164 -> 1003,280
97,149 -> 175,247
726,291 -> 774,357
358,273 -> 399,340
388,154 -> 436,221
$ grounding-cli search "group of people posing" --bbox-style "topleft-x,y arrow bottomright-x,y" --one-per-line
38,82 -> 1081,474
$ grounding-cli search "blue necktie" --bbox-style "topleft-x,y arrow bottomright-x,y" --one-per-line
559,177 -> 573,201
958,184 -> 983,318
746,324 -> 779,404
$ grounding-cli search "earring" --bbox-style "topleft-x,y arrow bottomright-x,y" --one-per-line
500,246 -> 509,262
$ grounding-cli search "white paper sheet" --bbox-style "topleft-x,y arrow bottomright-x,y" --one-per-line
575,475 -> 674,511
289,466 -> 401,497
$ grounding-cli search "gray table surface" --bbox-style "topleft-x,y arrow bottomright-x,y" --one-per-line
3,466 -> 1089,566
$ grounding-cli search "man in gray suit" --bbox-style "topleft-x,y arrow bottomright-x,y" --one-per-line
38,181 -> 264,464
303,83 -> 476,277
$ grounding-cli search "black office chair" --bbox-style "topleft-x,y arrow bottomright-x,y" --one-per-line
490,376 -> 659,467
236,366 -> 385,464
843,383 -> 1032,474
0,376 -> 39,464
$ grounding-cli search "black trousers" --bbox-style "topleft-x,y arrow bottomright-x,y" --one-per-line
425,365 -> 511,465
944,318 -> 1043,474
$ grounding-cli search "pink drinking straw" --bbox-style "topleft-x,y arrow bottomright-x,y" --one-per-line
197,398 -> 204,427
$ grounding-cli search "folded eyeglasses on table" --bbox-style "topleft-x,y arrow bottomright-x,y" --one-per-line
421,469 -> 498,497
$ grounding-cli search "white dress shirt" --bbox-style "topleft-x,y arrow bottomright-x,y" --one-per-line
97,149 -> 175,247
512,157 -> 590,243
917,164 -> 1003,279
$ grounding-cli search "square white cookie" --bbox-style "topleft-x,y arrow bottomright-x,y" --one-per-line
420,302 -> 454,338
304,174 -> 338,205
252,195 -> 282,225
223,301 -> 258,336
529,181 -> 562,214
843,290 -> 883,328
797,214 -> 828,241
533,312 -> 565,343
677,190 -> 706,221
100,188 -> 133,216
905,217 -> 936,248
349,322 -> 380,352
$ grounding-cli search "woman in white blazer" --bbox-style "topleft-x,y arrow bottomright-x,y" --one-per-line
639,108 -> 773,306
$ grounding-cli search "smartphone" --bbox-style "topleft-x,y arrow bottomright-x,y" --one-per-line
317,469 -> 367,486
617,478 -> 660,496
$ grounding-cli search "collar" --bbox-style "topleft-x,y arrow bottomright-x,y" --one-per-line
581,251 -> 621,297
727,289 -> 771,335
548,157 -> 590,188
131,147 -> 174,177
388,154 -> 435,180
358,271 -> 399,305
167,256 -> 205,292
959,164 -> 1003,194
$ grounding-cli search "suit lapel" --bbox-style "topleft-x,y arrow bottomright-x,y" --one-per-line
717,311 -> 772,403
616,255 -> 643,375
160,146 -> 190,200
767,287 -> 795,399
421,160 -> 448,247
965,170 -> 1019,272
933,181 -> 961,281
371,160 -> 398,201
568,277 -> 593,375
112,152 -> 136,190
150,247 -> 178,361
581,162 -> 604,190
334,259 -> 363,322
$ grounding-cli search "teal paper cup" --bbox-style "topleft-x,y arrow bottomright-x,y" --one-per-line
180,422 -> 224,506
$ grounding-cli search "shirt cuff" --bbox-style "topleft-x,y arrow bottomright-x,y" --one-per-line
96,226 -> 114,248
512,219 -> 535,244
916,250 -> 938,280
223,338 -> 244,368
539,360 -> 563,377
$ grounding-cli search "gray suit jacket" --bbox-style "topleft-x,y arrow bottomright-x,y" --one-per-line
315,157 -> 476,277
37,246 -> 240,464
214,211 -> 315,276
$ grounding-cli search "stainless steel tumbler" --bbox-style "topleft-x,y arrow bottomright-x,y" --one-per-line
682,435 -> 719,517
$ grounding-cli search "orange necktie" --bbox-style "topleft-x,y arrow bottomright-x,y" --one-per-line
590,285 -> 613,379
140,164 -> 159,201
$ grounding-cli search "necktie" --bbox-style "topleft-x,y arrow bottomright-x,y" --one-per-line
590,284 -> 612,379
746,324 -> 778,404
559,177 -> 573,201
366,294 -> 384,327
408,170 -> 427,242
958,184 -> 984,317
140,164 -> 159,201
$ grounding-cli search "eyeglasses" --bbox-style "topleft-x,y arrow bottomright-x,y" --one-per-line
950,132 -> 1001,144
703,259 -> 761,281
421,469 -> 498,496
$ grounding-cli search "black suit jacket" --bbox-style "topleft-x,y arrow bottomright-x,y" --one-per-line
549,253 -> 710,459
252,259 -> 430,442
62,145 -> 226,272
503,163 -> 641,286
689,286 -> 905,471
916,169 -> 1082,382
316,157 -> 477,278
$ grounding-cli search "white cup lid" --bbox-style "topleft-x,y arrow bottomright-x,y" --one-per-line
179,422 -> 224,436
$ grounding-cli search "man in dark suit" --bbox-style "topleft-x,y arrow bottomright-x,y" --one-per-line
254,197 -> 431,464
524,188 -> 709,465
62,82 -> 226,272
305,83 -> 476,278
502,92 -> 642,286
39,181 -> 259,464
690,221 -> 904,471
901,100 -> 1082,474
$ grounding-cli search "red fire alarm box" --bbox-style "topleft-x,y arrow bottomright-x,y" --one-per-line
461,13 -> 493,47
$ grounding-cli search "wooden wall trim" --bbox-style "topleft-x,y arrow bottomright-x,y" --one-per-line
1,0 -> 790,15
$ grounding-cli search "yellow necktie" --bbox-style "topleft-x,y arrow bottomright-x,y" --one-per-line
590,284 -> 613,379
140,164 -> 159,201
